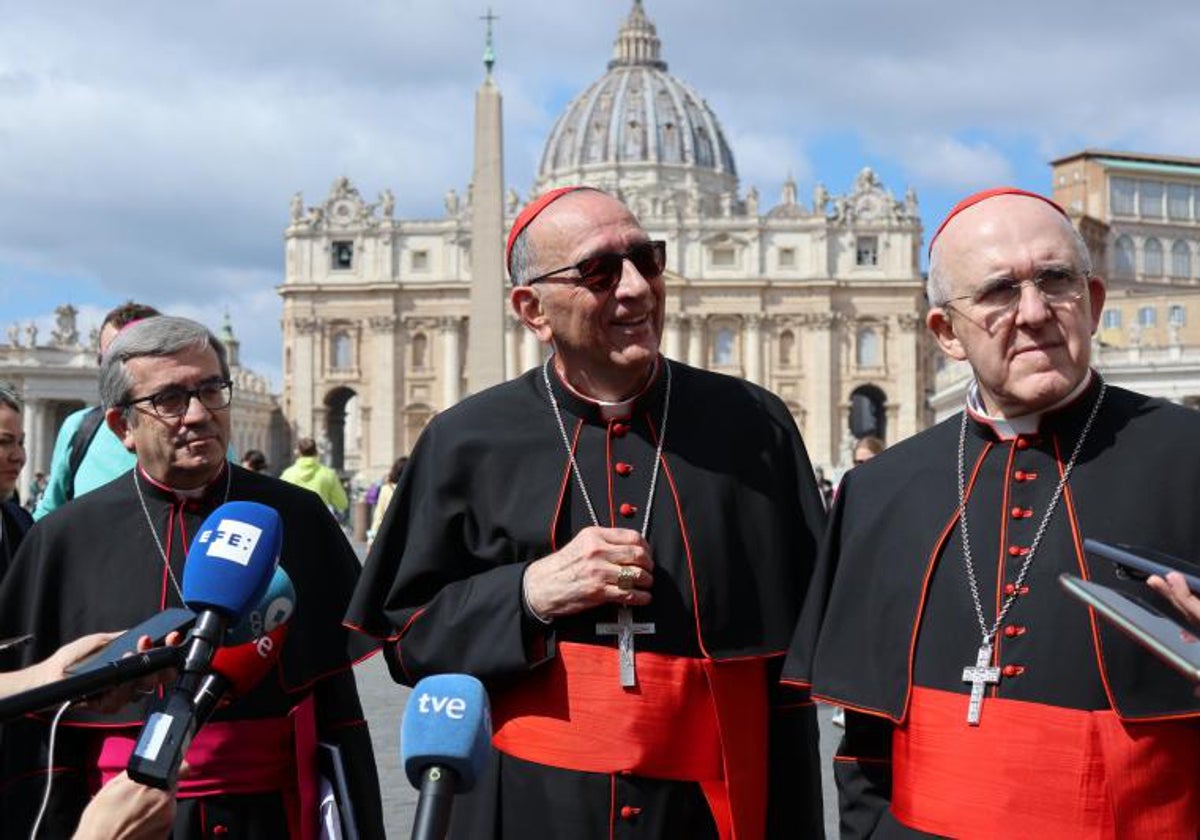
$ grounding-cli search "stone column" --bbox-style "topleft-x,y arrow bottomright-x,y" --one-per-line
292,317 -> 321,437
893,313 -> 921,441
504,320 -> 521,380
807,313 -> 837,468
744,314 -> 763,384
523,328 -> 542,372
369,315 -> 397,470
686,316 -> 705,368
664,314 -> 683,360
441,317 -> 463,408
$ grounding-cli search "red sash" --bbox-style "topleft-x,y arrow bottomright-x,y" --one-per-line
892,686 -> 1200,838
96,696 -> 319,840
490,641 -> 768,839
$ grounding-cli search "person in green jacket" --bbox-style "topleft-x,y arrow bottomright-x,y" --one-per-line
279,436 -> 348,515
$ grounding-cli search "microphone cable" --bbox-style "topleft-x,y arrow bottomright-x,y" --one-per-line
29,699 -> 73,840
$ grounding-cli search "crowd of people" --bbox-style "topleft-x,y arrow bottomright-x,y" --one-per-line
2,184 -> 1200,837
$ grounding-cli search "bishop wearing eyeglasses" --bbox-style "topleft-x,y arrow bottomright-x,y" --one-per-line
348,187 -> 828,838
0,316 -> 386,838
785,188 -> 1200,837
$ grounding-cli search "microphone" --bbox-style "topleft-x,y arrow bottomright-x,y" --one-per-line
127,501 -> 282,789
401,674 -> 492,840
0,646 -> 184,723
192,566 -> 295,725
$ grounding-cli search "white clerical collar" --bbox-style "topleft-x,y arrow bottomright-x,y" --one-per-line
555,357 -> 660,421
965,371 -> 1093,440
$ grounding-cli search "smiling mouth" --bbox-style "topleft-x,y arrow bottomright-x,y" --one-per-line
612,314 -> 651,328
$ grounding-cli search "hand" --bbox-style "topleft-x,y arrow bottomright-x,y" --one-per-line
72,771 -> 176,840
523,526 -> 655,620
1147,572 -> 1200,629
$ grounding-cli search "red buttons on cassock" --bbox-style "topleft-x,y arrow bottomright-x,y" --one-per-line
1025,471 -> 1038,481
1011,507 -> 1023,518
619,503 -> 638,518
1013,470 -> 1026,481
620,806 -> 642,820
615,462 -> 633,476
1003,625 -> 1026,638
1003,583 -> 1016,596
1015,438 -> 1029,450
1002,665 -> 1025,678
1010,507 -> 1033,518
612,422 -> 629,437
213,828 -> 229,837
1008,546 -> 1022,557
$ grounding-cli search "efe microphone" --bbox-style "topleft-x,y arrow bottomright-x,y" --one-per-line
127,501 -> 282,789
401,674 -> 492,840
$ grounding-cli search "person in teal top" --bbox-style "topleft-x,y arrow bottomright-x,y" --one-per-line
34,302 -> 160,521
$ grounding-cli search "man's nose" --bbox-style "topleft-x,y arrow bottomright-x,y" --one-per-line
181,393 -> 213,422
1014,280 -> 1052,325
614,256 -> 652,298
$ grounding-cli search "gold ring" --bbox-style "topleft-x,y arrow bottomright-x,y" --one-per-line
617,566 -> 637,591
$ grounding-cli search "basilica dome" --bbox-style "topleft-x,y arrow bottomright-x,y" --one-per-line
535,1 -> 739,211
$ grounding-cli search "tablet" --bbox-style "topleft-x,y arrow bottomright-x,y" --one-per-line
1059,573 -> 1200,683
1082,539 -> 1200,595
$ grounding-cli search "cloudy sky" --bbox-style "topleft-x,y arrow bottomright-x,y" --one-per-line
2,0 -> 1197,386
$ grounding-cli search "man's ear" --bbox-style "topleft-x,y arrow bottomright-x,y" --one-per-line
926,306 -> 967,361
510,286 -> 552,343
104,407 -> 137,453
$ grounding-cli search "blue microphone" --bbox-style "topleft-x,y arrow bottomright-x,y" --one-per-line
401,674 -> 492,840
127,501 -> 281,789
192,566 -> 296,726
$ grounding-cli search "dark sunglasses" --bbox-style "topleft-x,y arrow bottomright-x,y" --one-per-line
524,240 -> 666,293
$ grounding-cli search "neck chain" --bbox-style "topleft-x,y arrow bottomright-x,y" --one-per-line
956,381 -> 1106,649
542,357 -> 671,538
133,466 -> 232,603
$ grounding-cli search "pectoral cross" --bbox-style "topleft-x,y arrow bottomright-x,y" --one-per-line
596,606 -> 655,687
961,643 -> 1001,725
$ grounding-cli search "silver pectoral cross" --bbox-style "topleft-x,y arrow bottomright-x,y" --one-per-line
596,606 -> 656,687
961,643 -> 1001,726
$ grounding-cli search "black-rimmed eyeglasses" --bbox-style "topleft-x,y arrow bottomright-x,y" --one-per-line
121,379 -> 233,418
523,240 -> 667,293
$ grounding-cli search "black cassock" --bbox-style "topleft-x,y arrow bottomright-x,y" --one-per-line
786,377 -> 1200,838
0,464 -> 385,839
348,359 -> 827,838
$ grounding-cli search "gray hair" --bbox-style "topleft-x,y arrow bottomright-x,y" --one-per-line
926,210 -> 1094,307
0,383 -> 22,414
509,228 -> 538,285
100,316 -> 230,411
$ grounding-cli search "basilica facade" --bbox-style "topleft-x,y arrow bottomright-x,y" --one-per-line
279,1 -> 932,481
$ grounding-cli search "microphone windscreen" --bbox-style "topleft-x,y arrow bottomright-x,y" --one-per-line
182,501 -> 282,618
209,567 -> 295,697
222,566 -> 296,647
401,674 -> 492,793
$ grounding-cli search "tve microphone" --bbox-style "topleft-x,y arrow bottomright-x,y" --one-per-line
401,674 -> 492,840
127,501 -> 282,789
193,566 -> 295,726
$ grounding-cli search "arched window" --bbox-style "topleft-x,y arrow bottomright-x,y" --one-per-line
849,385 -> 887,442
713,328 -> 735,366
411,333 -> 428,369
1144,238 -> 1164,277
1139,306 -> 1157,327
856,327 -> 880,367
1172,240 -> 1191,279
1170,305 -> 1186,327
1114,235 -> 1135,277
331,331 -> 353,371
778,330 -> 795,366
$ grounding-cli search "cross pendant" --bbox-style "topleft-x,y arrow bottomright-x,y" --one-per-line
596,606 -> 656,687
961,643 -> 1001,725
